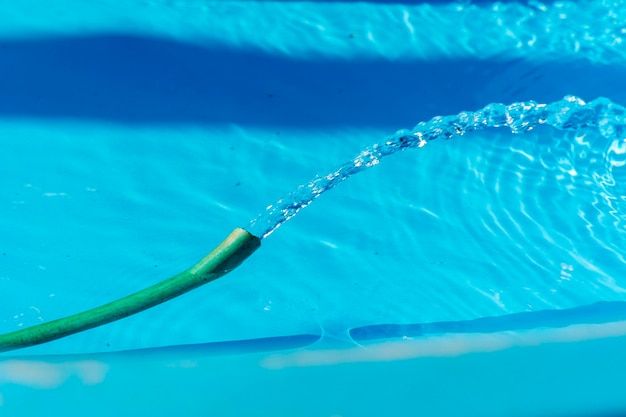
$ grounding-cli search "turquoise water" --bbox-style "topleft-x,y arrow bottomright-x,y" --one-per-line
2,1 -> 626,415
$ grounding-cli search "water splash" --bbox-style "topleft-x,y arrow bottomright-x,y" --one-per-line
248,95 -> 626,238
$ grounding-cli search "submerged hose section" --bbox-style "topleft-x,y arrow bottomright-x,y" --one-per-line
0,228 -> 261,353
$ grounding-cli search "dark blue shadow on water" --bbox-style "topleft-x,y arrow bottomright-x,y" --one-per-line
8,334 -> 322,361
1,33 -> 625,130
350,301 -> 626,341
110,334 -> 322,359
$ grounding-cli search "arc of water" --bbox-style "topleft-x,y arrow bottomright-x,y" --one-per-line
249,95 -> 620,238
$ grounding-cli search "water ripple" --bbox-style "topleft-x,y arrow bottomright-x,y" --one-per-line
247,96 -> 626,320
250,96 -> 626,238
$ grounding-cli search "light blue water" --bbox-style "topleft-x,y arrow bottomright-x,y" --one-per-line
2,1 -> 626,416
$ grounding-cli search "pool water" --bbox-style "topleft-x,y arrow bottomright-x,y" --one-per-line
2,1 -> 626,416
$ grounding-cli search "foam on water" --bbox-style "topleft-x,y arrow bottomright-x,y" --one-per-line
249,95 -> 626,238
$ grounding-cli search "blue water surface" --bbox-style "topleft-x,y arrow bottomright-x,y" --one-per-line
1,0 -> 626,351
1,1 -> 626,416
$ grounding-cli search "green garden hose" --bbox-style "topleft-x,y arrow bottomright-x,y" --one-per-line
0,228 -> 261,353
